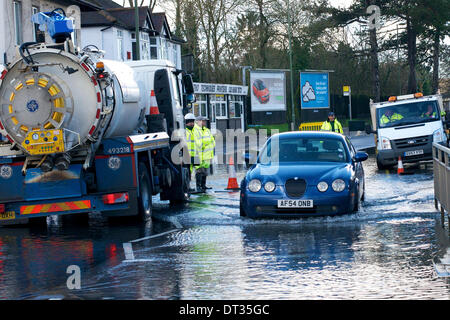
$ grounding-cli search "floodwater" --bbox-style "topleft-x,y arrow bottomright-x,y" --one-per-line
0,155 -> 449,300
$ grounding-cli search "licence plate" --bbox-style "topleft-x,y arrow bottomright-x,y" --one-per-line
277,200 -> 313,208
404,149 -> 424,157
0,211 -> 15,220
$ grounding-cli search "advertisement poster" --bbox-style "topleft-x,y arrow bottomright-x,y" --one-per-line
300,72 -> 330,109
250,71 -> 286,111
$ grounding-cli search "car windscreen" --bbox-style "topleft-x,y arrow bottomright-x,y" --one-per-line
258,137 -> 349,164
377,100 -> 440,129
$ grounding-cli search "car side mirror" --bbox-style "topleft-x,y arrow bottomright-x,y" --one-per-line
354,151 -> 368,162
183,74 -> 194,95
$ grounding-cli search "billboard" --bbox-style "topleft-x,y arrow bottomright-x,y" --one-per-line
300,72 -> 330,109
250,71 -> 286,111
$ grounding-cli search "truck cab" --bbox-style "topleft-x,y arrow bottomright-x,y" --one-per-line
369,93 -> 447,170
125,59 -> 194,137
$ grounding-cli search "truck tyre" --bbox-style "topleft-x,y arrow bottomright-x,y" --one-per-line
137,162 -> 152,221
169,165 -> 190,205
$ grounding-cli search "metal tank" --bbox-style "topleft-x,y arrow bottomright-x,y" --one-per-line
0,46 -> 143,157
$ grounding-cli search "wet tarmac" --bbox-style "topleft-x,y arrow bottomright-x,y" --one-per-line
0,155 -> 449,300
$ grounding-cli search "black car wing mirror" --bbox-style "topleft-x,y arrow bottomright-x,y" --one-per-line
354,151 -> 369,162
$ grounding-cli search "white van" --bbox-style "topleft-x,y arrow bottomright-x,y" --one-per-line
368,93 -> 447,169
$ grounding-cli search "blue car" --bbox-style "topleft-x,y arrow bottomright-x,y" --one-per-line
240,131 -> 368,218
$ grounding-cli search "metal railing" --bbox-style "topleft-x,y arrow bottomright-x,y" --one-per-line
433,142 -> 450,226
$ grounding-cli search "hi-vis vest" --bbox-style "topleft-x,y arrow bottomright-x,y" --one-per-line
380,113 -> 403,124
320,120 -> 343,133
201,126 -> 215,162
421,111 -> 436,118
186,124 -> 202,158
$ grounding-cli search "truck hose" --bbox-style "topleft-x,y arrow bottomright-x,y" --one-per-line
19,42 -> 38,65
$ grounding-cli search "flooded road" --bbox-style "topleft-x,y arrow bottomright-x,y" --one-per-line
0,155 -> 449,299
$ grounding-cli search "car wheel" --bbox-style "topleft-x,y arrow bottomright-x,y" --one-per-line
353,189 -> 360,212
137,162 -> 152,222
361,181 -> 365,202
239,199 -> 247,217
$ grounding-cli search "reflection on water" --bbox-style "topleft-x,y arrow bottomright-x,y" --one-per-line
0,214 -> 155,299
0,157 -> 449,299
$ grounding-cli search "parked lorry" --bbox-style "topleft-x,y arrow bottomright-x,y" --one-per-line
0,9 -> 193,225
367,93 -> 448,170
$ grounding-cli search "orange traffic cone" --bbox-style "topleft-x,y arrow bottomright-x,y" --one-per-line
397,156 -> 404,174
149,90 -> 160,115
225,156 -> 240,190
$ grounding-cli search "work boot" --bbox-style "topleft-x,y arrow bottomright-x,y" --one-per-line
196,172 -> 205,193
202,175 -> 211,190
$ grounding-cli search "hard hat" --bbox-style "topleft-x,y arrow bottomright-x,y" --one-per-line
184,113 -> 196,121
196,115 -> 207,121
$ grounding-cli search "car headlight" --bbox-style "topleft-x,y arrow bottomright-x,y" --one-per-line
332,179 -> 346,192
433,128 -> 445,143
264,181 -> 276,192
379,137 -> 391,150
248,179 -> 262,192
317,181 -> 328,192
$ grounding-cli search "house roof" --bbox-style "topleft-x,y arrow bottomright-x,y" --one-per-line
81,7 -> 154,31
75,0 -> 122,10
81,6 -> 186,43
51,0 -> 122,11
150,12 -> 185,43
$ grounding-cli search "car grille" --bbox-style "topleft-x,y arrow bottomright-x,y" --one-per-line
285,179 -> 307,198
392,135 -> 430,149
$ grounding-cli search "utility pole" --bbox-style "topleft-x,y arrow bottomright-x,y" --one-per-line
241,66 -> 252,132
397,24 -> 400,94
287,0 -> 296,131
134,0 -> 140,60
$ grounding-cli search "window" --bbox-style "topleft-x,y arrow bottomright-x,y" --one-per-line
150,37 -> 158,59
259,138 -> 349,164
171,42 -> 178,66
160,38 -> 170,60
14,1 -> 22,45
170,73 -> 182,109
117,29 -> 124,61
229,95 -> 243,118
212,95 -> 227,119
140,33 -> 150,60
377,100 -> 440,128
193,94 -> 208,118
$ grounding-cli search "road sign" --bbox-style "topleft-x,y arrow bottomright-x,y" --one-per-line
343,86 -> 350,96
343,86 -> 352,119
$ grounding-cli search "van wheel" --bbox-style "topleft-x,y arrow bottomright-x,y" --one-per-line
138,162 -> 152,221
376,158 -> 392,170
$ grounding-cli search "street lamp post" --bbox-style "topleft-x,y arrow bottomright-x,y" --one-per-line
397,22 -> 406,95
241,66 -> 252,132
287,0 -> 296,131
134,0 -> 140,60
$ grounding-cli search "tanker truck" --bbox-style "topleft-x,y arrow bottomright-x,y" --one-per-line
0,9 -> 193,225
